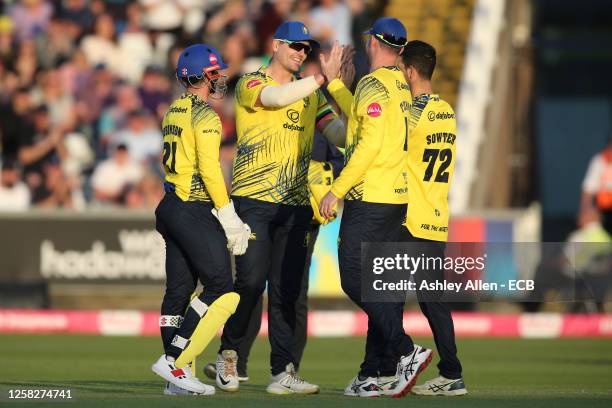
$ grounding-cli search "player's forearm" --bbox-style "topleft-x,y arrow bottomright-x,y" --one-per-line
196,132 -> 230,208
200,166 -> 230,209
331,135 -> 381,198
327,78 -> 354,117
259,76 -> 321,107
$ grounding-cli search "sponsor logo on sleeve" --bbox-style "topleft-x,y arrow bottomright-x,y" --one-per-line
367,102 -> 382,117
246,79 -> 262,89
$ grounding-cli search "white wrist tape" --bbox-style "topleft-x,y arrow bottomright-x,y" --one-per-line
259,76 -> 320,107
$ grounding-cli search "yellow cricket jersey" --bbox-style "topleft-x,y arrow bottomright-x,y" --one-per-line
327,66 -> 411,204
231,67 -> 337,206
161,93 -> 230,208
405,94 -> 457,241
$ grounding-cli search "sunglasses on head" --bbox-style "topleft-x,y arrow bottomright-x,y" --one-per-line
374,32 -> 407,48
280,40 -> 312,55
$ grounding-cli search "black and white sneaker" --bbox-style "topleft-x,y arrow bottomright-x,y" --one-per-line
344,375 -> 381,397
412,376 -> 468,396
391,345 -> 433,398
216,350 -> 239,392
204,362 -> 249,382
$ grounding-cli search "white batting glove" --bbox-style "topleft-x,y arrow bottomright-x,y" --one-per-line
212,201 -> 251,256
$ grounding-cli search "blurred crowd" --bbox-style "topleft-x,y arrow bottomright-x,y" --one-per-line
0,0 -> 387,211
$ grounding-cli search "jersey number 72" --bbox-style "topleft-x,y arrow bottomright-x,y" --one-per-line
422,148 -> 452,183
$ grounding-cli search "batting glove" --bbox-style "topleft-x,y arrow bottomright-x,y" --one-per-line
212,201 -> 251,256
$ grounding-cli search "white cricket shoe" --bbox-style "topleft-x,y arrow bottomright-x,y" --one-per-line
163,382 -> 215,396
151,354 -> 208,394
343,375 -> 380,397
216,350 -> 239,392
266,363 -> 319,395
391,345 -> 433,398
377,375 -> 399,396
412,376 -> 468,396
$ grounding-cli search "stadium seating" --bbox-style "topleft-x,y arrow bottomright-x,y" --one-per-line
386,0 -> 476,108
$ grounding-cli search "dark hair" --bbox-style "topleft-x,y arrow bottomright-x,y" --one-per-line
401,40 -> 437,80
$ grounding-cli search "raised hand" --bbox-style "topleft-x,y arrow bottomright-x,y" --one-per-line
340,45 -> 356,88
319,41 -> 344,82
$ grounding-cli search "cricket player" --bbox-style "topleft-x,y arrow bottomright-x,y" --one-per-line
214,21 -> 346,395
399,40 -> 467,396
203,50 -> 349,383
150,44 -> 251,396
203,133 -> 344,383
319,18 -> 433,398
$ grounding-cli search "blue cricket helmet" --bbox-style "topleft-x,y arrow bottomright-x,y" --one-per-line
176,44 -> 227,79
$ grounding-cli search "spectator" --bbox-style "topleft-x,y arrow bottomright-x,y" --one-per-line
254,0 -> 293,56
137,65 -> 171,120
0,87 -> 34,163
204,0 -> 250,50
74,65 -> 114,130
80,13 -> 122,77
91,143 -> 144,205
139,0 -> 184,34
581,136 -> 612,235
308,0 -> 352,46
58,49 -> 93,97
99,84 -> 143,147
35,162 -> 76,208
37,17 -> 75,69
108,109 -> 162,164
31,69 -> 77,130
58,0 -> 94,35
8,0 -> 54,42
0,159 -> 31,211
0,15 -> 15,71
17,106 -> 66,202
117,2 -> 153,84
222,32 -> 248,88
123,170 -> 164,208
15,39 -> 39,88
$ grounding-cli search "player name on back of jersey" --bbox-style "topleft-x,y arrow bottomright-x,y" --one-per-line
426,132 -> 456,145
162,124 -> 183,137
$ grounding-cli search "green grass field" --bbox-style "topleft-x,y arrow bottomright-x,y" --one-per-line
0,334 -> 611,407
